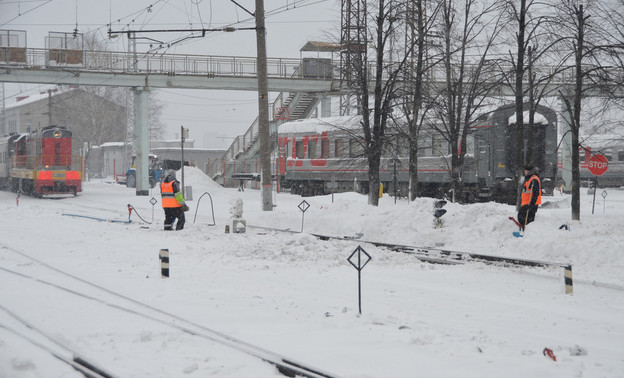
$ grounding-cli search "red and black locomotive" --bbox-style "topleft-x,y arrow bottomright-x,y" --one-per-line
0,125 -> 82,196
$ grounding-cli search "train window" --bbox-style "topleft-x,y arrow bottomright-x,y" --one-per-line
287,140 -> 293,158
417,137 -> 430,157
335,139 -> 345,158
619,151 -> 624,162
308,139 -> 317,158
432,135 -> 444,156
399,137 -> 410,156
321,139 -> 329,158
465,135 -> 475,155
349,139 -> 362,158
296,141 -> 304,159
604,151 -> 612,161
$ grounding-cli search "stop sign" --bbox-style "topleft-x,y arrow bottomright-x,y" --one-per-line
588,154 -> 609,176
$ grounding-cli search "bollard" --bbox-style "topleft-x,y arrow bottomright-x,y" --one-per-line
564,265 -> 573,294
159,249 -> 169,278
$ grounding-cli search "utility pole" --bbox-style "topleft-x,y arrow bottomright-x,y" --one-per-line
47,89 -> 53,125
255,0 -> 273,211
181,125 -> 188,197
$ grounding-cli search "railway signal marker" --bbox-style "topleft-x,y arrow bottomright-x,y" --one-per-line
347,246 -> 372,315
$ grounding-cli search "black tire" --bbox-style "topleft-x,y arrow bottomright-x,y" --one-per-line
126,174 -> 136,188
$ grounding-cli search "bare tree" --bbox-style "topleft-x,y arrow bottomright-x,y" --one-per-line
349,0 -> 411,205
53,87 -> 126,153
499,0 -> 566,206
428,0 -> 505,201
551,0 -> 616,220
398,0 -> 442,201
54,31 -> 165,154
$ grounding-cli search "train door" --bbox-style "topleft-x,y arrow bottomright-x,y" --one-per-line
14,136 -> 27,168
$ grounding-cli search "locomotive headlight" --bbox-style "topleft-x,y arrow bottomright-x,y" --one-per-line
53,129 -> 62,138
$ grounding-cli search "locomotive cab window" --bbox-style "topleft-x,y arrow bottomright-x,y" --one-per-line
619,151 -> 624,162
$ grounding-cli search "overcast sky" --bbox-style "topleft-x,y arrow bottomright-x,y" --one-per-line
0,0 -> 339,149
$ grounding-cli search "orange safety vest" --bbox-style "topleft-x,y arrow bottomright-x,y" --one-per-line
521,175 -> 542,206
161,182 -> 182,208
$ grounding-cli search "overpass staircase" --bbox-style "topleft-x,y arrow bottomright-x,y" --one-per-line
209,90 -> 320,187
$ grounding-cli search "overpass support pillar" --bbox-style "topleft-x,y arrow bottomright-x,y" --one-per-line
134,87 -> 150,196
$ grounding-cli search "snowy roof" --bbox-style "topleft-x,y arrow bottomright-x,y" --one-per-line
300,41 -> 341,52
508,111 -> 548,125
6,87 -> 75,109
278,116 -> 362,134
98,142 -> 127,148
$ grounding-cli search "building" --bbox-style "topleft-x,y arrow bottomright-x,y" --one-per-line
1,86 -> 127,156
87,139 -> 225,180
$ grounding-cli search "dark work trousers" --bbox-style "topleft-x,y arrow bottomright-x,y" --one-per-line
164,207 -> 185,231
517,205 -> 538,230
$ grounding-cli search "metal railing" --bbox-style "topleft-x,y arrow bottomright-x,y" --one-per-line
0,47 -> 334,80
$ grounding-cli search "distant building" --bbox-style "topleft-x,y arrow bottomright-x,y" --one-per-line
88,139 -> 225,179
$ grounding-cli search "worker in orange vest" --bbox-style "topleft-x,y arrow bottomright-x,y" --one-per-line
160,171 -> 189,231
517,163 -> 542,230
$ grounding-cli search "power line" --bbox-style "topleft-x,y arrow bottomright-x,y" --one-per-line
0,0 -> 54,28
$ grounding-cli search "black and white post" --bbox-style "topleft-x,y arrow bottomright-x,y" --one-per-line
159,249 -> 170,278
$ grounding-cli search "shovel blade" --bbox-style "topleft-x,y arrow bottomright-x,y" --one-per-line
513,231 -> 523,238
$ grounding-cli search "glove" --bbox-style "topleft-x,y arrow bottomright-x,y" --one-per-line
182,204 -> 190,212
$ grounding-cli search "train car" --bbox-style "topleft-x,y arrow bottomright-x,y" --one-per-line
276,104 -> 559,203
0,125 -> 82,196
565,137 -> 624,188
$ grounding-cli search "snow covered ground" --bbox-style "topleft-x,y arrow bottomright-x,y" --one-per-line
1,167 -> 623,378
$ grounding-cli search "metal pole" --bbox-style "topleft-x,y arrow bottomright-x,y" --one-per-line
255,0 -> 273,211
181,125 -> 185,197
357,252 -> 362,314
591,176 -> 597,214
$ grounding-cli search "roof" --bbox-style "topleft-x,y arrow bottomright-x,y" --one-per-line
279,116 -> 362,134
5,88 -> 75,109
300,41 -> 341,53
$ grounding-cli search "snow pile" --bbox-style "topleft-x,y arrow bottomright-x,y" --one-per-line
1,172 -> 623,377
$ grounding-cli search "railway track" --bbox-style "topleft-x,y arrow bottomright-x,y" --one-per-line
0,242 -> 339,378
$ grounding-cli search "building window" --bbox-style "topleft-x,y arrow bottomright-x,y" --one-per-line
8,119 -> 17,134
